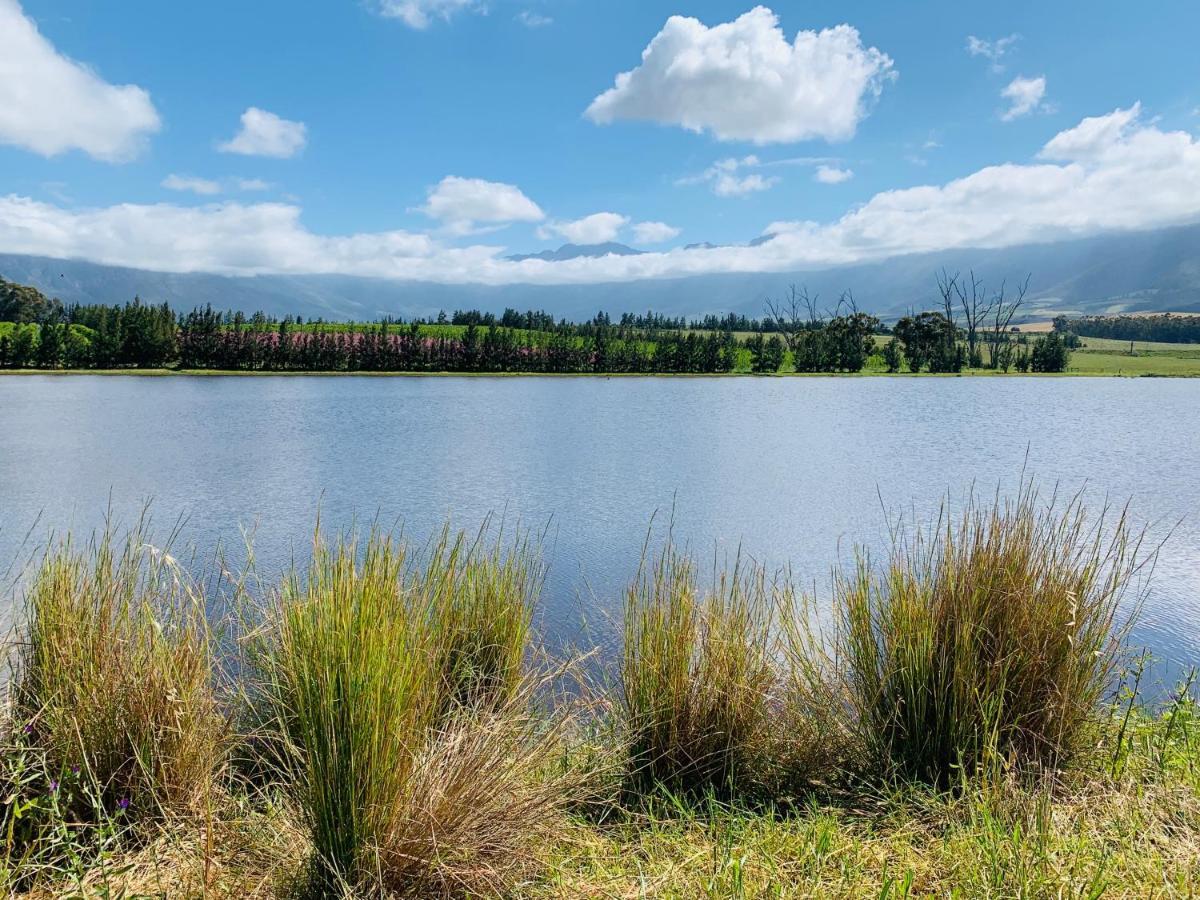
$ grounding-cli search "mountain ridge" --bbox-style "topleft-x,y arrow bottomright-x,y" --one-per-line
3,223 -> 1199,323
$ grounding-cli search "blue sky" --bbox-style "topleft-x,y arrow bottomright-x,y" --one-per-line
2,0 -> 1199,283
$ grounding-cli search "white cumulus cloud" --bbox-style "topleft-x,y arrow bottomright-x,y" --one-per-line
586,7 -> 895,144
218,107 -> 307,158
1001,76 -> 1049,121
373,0 -> 480,29
814,164 -> 854,184
538,212 -> 629,244
0,0 -> 160,161
419,176 -> 545,235
632,221 -> 681,244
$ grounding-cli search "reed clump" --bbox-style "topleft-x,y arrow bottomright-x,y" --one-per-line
619,541 -> 777,798
835,489 -> 1141,785
12,526 -> 225,826
422,524 -> 538,713
247,527 -> 575,896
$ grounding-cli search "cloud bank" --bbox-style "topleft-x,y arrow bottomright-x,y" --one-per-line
4,106 -> 1199,286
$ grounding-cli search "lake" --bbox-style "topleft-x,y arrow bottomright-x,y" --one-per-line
1,374 -> 1197,686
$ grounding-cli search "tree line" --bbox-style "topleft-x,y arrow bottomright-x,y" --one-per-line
177,306 -> 737,373
1056,313 -> 1200,344
0,272 -> 1072,374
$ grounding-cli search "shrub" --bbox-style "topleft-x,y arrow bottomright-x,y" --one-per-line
1031,332 -> 1071,372
620,541 -> 776,798
12,527 -> 225,826
837,489 -> 1140,785
883,337 -> 903,373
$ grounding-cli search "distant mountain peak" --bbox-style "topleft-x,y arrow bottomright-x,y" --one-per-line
506,242 -> 644,263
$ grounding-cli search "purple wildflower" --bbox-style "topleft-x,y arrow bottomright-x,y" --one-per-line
22,724 -> 32,735
71,765 -> 80,776
117,797 -> 130,811
49,780 -> 58,793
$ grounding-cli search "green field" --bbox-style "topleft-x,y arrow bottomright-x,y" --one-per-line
859,333 -> 1200,377
1066,336 -> 1200,376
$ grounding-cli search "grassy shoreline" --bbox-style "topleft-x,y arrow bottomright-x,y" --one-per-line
2,496 -> 1197,897
1,364 -> 1198,378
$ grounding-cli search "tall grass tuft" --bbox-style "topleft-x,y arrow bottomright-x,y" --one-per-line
421,523 -> 538,713
620,539 -> 776,798
12,525 -> 225,825
249,526 -> 574,895
837,488 -> 1142,785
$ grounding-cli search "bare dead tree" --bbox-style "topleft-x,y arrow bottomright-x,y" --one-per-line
765,284 -> 820,352
953,269 -> 994,367
936,269 -> 960,331
836,289 -> 859,317
986,275 -> 1031,371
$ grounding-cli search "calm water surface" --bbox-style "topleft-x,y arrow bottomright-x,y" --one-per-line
1,375 -> 1197,682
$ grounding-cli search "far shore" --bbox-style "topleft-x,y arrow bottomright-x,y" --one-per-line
1,367 -> 1197,378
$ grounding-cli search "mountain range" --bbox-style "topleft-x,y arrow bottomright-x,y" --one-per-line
2,223 -> 1199,324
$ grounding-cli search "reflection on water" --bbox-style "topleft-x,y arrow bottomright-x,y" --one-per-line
1,374 -> 1197,684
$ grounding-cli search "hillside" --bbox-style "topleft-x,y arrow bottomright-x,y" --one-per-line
2,223 -> 1199,323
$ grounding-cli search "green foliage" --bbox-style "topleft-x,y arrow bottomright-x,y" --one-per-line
0,277 -> 60,324
894,311 -> 964,373
0,731 -> 134,892
1031,331 -> 1071,372
1062,312 -> 1200,344
746,333 -> 785,373
788,312 -> 881,373
883,337 -> 903,373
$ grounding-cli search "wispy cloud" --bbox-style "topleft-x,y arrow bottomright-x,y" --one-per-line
1001,75 -> 1050,121
372,0 -> 481,29
162,174 -> 274,196
162,175 -> 221,196
966,33 -> 1020,72
516,10 -> 552,27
